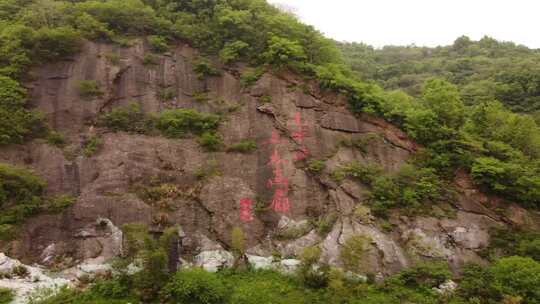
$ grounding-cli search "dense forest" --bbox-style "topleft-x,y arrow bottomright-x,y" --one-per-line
0,0 -> 539,303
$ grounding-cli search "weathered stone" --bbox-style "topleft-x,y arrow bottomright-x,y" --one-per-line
321,112 -> 361,133
193,250 -> 234,272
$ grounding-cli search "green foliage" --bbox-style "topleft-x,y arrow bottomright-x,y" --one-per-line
489,256 -> 540,303
35,259 -> 540,304
193,57 -> 220,80
105,52 -> 120,65
0,163 -> 45,240
298,247 -> 327,289
227,140 -> 258,154
46,131 -> 66,147
195,159 -> 221,180
157,87 -> 176,102
161,269 -> 226,304
259,95 -> 272,103
0,76 -> 45,145
142,53 -> 158,65
33,26 -> 82,61
197,132 -> 223,152
156,109 -> 220,138
263,35 -> 306,69
471,157 -> 540,207
223,270 -> 306,304
333,162 -> 446,217
315,212 -> 338,236
45,195 -> 75,213
479,228 -> 540,262
0,288 -> 13,304
240,67 -> 265,87
219,40 -> 249,64
306,160 -> 326,174
98,103 -> 152,134
147,35 -> 168,53
386,262 -> 452,290
231,226 -> 245,260
83,135 -> 102,157
339,235 -> 372,273
77,80 -> 103,99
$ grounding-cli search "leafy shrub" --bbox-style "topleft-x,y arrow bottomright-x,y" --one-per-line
353,205 -> 372,223
147,35 -> 168,53
259,95 -> 272,103
33,26 -> 82,61
74,0 -> 166,35
98,103 -> 153,134
480,229 -> 540,261
0,163 -> 45,240
77,80 -> 104,99
227,141 -> 257,154
332,162 -> 382,185
240,67 -> 265,87
0,288 -> 14,304
0,107 -> 45,145
224,270 -> 306,304
195,159 -> 221,180
307,160 -> 326,174
142,54 -> 158,66
489,256 -> 540,303
339,235 -> 372,272
387,262 -> 452,290
193,57 -> 220,80
298,247 -> 328,289
83,135 -> 102,157
471,157 -> 540,207
219,40 -> 249,64
46,131 -> 66,147
156,109 -> 220,138
193,91 -> 210,103
157,87 -> 176,102
197,132 -> 223,152
316,212 -> 338,236
262,35 -> 306,69
90,279 -> 132,299
160,269 -> 226,304
134,248 -> 169,301
12,265 -> 29,277
0,76 -> 45,145
105,52 -> 120,65
45,195 -> 75,213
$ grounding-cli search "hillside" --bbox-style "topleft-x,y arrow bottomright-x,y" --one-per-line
339,37 -> 540,114
0,0 -> 539,303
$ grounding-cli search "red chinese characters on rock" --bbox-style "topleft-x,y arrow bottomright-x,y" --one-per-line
239,198 -> 254,222
266,131 -> 291,213
292,113 -> 310,161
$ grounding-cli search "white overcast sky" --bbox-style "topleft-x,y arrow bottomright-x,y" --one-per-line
267,0 -> 540,48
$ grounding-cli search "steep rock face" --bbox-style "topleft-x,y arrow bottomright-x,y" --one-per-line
1,40 -> 538,276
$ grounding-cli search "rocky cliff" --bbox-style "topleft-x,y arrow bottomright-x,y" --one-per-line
1,40 -> 538,278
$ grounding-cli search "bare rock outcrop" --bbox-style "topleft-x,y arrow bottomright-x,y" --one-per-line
0,39 -> 536,278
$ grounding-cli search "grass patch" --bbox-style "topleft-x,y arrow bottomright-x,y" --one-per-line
227,141 -> 257,154
156,109 -> 220,138
198,132 -> 223,152
83,135 -> 102,157
306,160 -> 326,175
77,80 -> 103,99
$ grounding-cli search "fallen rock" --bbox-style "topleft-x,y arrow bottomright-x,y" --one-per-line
246,255 -> 274,270
433,280 -> 458,295
193,250 -> 234,272
0,253 -> 70,304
